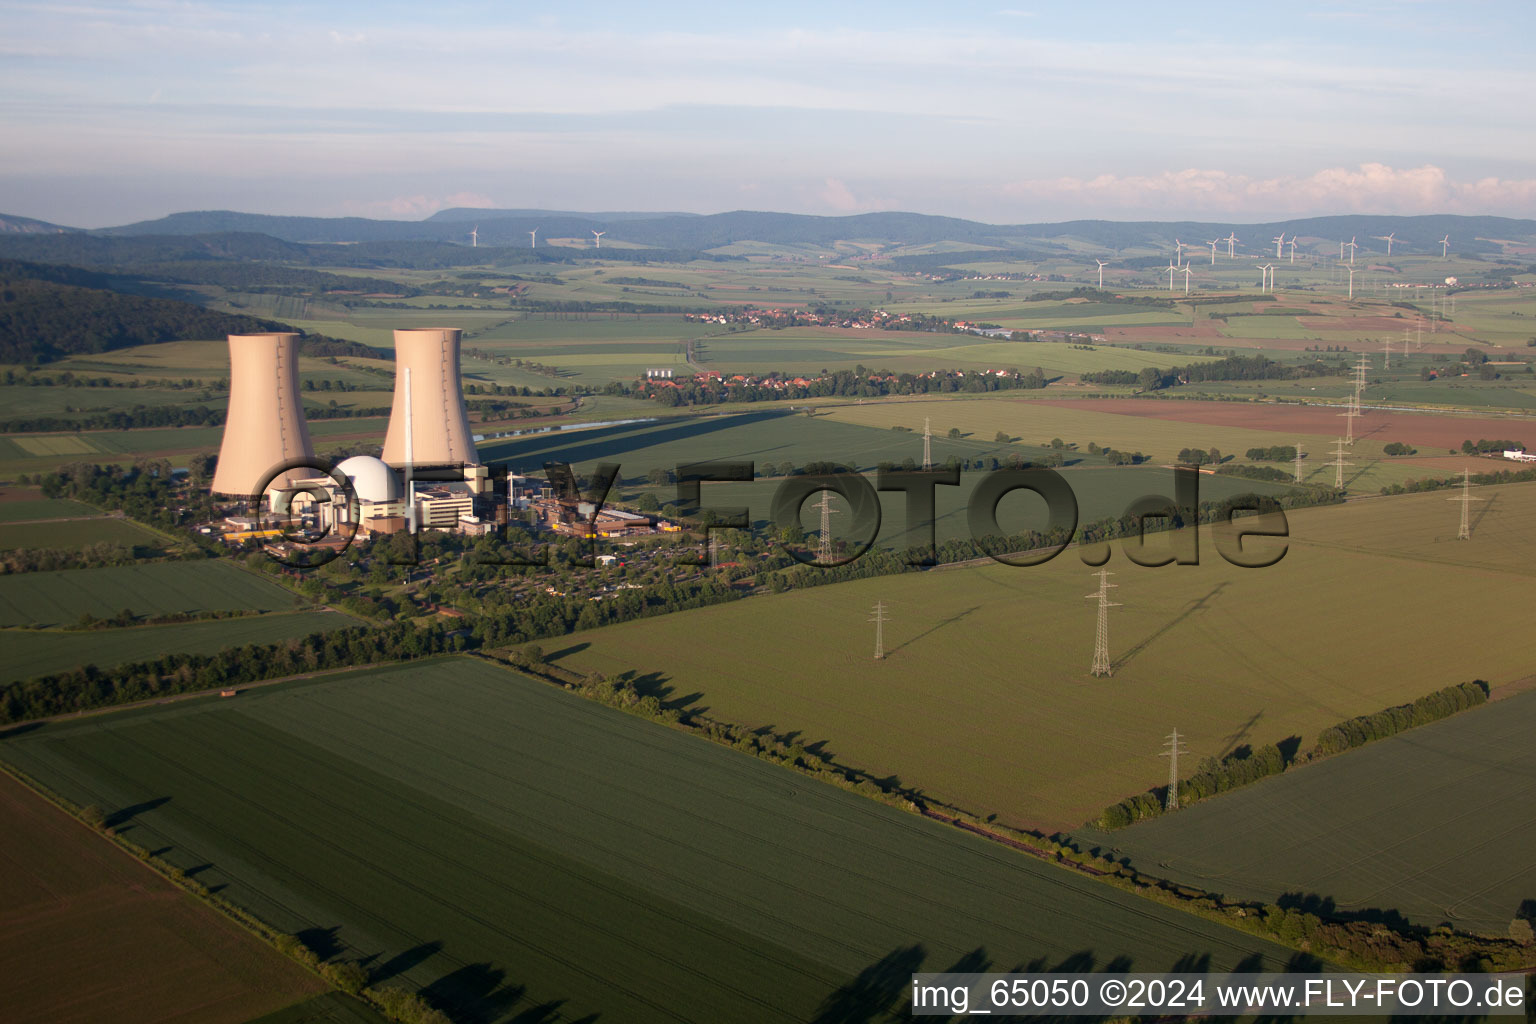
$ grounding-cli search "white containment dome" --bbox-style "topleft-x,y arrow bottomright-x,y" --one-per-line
211,332 -> 316,497
335,455 -> 402,503
382,328 -> 480,469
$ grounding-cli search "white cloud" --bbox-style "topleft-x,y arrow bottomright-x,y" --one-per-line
340,191 -> 496,219
1000,164 -> 1536,218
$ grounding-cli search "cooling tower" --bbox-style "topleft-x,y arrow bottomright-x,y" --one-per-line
211,332 -> 316,497
382,328 -> 479,468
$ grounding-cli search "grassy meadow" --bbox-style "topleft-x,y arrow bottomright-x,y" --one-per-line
2,609 -> 361,684
0,658 -> 1305,1024
0,560 -> 307,627
553,484 -> 1536,831
1076,689 -> 1536,937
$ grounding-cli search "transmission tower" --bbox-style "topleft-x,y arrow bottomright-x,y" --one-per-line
1084,569 -> 1120,677
1160,729 -> 1188,811
813,490 -> 839,563
1447,468 -> 1484,540
1380,336 -> 1392,369
1294,442 -> 1305,483
923,417 -> 933,471
1329,437 -> 1353,489
1338,402 -> 1357,444
869,601 -> 888,660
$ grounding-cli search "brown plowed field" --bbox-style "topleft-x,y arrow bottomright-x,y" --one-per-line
0,771 -> 323,1023
1032,398 -> 1536,450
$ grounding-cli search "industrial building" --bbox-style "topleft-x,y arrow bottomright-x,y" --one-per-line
211,325 -> 664,542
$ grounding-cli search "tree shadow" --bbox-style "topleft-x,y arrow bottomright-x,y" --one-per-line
628,671 -> 706,714
366,940 -> 444,985
887,606 -> 979,656
543,642 -> 590,663
104,795 -> 170,831
295,926 -> 345,962
0,721 -> 45,740
420,962 -> 529,1024
1277,891 -> 1419,931
1114,582 -> 1227,671
812,944 -> 927,1024
1218,711 -> 1264,759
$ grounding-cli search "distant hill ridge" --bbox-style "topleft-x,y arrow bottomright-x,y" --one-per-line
3,208 -> 1532,258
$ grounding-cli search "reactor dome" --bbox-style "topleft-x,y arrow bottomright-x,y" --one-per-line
335,456 -> 402,503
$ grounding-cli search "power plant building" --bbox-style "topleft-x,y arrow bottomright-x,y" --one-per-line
211,332 -> 315,499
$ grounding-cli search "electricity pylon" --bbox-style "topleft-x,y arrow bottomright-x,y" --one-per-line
923,417 -> 933,471
813,490 -> 838,564
1448,468 -> 1484,540
1294,442 -> 1305,483
869,601 -> 888,660
1330,438 -> 1353,489
1160,729 -> 1188,811
1085,569 -> 1120,677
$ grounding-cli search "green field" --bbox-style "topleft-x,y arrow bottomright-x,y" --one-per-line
0,516 -> 164,551
476,409 -> 1297,547
0,496 -> 100,522
554,485 -> 1536,831
2,609 -> 361,683
0,560 -> 307,627
0,658 -> 1305,1024
1077,689 -> 1536,937
696,333 -> 1217,378
819,397 -> 1326,463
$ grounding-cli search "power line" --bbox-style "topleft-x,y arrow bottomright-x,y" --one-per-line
1159,728 -> 1188,811
1085,569 -> 1120,677
869,601 -> 888,660
1447,467 -> 1484,540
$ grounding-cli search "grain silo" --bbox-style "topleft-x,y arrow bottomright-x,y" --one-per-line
211,332 -> 315,498
381,328 -> 479,468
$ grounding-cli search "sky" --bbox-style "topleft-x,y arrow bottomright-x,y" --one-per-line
3,0 -> 1535,227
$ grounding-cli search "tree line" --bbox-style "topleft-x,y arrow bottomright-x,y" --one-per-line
1097,680 -> 1489,829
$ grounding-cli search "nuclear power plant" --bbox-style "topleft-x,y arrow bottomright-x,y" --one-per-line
214,325 -> 641,542
382,328 -> 479,468
210,332 -> 315,499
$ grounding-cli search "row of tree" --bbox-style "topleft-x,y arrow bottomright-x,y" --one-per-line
1097,680 -> 1489,829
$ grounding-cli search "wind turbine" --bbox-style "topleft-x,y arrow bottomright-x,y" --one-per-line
1096,259 -> 1109,288
1345,266 -> 1356,299
469,225 -> 478,248
1273,233 -> 1285,258
1377,231 -> 1396,256
1207,239 -> 1219,264
1344,236 -> 1358,265
1286,237 -> 1297,263
1166,261 -> 1177,292
592,229 -> 605,249
1181,265 -> 1193,295
1226,232 -> 1238,258
1439,234 -> 1450,258
529,228 -> 538,249
1174,238 -> 1187,267
1261,264 -> 1276,292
